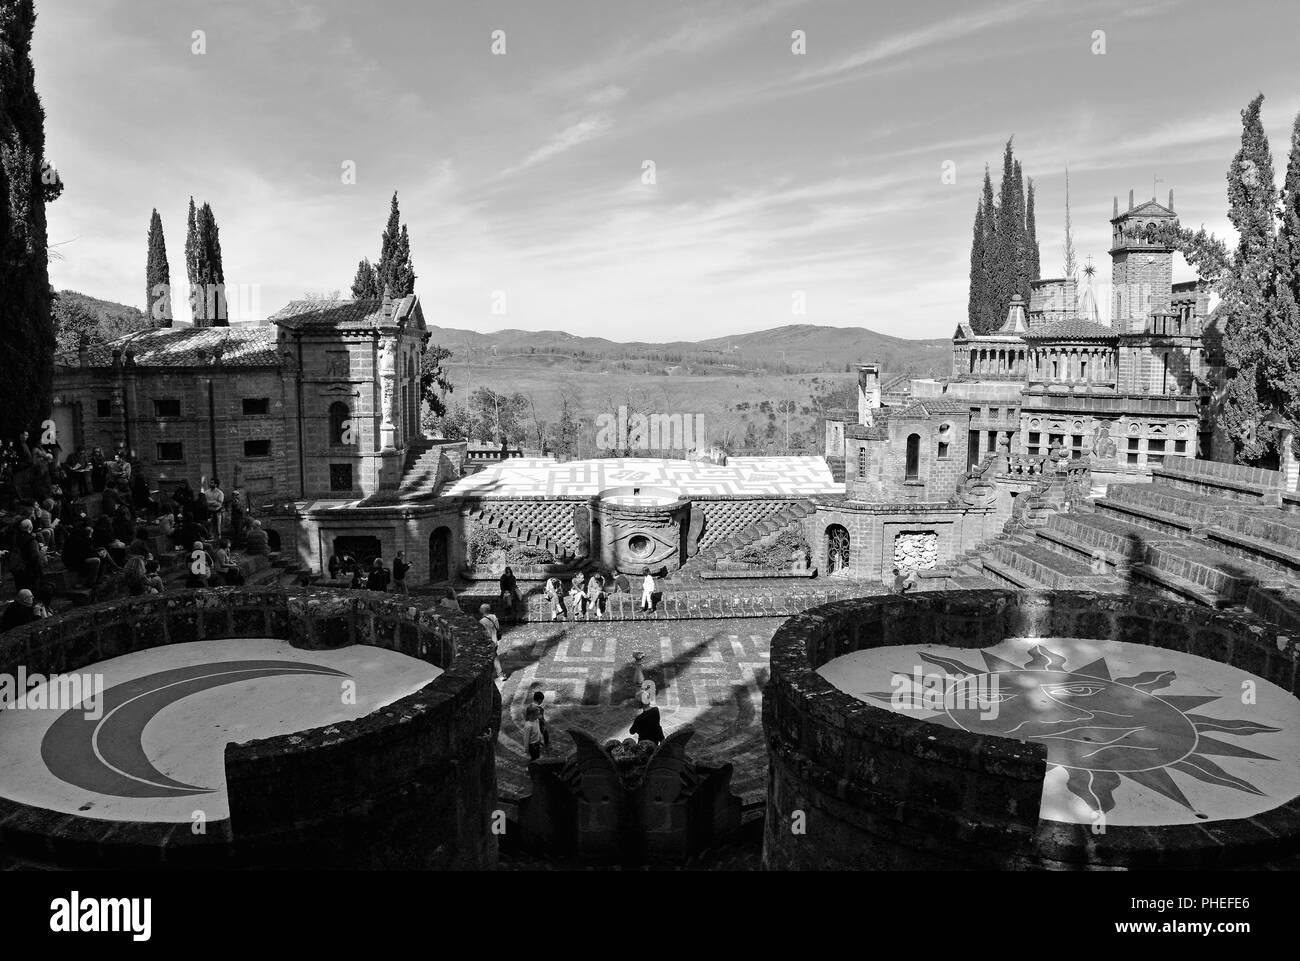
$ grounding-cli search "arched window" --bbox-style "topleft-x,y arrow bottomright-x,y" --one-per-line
826,524 -> 850,575
329,401 -> 350,446
905,433 -> 921,481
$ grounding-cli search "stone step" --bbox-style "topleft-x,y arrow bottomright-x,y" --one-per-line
1130,562 -> 1234,608
980,556 -> 1050,589
1095,495 -> 1201,537
1143,541 -> 1289,602
1105,482 -> 1230,525
987,542 -> 1101,590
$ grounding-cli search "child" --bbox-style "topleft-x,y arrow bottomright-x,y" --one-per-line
639,567 -> 655,613
523,705 -> 543,760
480,603 -> 504,680
531,689 -> 550,746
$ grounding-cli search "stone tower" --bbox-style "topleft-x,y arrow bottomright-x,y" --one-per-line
1110,190 -> 1178,333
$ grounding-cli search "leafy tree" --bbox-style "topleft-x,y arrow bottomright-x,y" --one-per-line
0,0 -> 61,436
52,290 -> 150,354
351,258 -> 378,298
419,343 -> 453,418
146,208 -> 171,325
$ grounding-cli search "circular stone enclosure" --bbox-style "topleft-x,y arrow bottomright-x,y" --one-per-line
0,588 -> 500,870
763,589 -> 1300,870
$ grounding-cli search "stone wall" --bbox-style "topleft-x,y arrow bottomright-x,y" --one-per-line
809,501 -> 1002,581
892,530 -> 938,571
763,590 -> 1300,870
0,588 -> 499,870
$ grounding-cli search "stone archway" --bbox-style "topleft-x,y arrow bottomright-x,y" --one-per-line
429,525 -> 451,583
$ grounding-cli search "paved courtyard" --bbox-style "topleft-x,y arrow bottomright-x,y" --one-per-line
496,616 -> 787,806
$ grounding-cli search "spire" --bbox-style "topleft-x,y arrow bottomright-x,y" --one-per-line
1078,256 -> 1100,323
1000,293 -> 1029,333
1168,188 -> 1175,212
1113,196 -> 1119,218
1063,167 -> 1077,283
1128,189 -> 1134,210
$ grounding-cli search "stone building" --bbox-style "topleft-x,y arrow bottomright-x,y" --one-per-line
53,292 -> 429,502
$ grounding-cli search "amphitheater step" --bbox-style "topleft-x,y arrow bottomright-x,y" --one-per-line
980,556 -> 1050,589
1129,563 -> 1234,608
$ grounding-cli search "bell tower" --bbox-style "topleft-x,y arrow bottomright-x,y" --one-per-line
1110,189 -> 1178,333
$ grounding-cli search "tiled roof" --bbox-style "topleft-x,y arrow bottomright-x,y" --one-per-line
1022,318 -> 1119,341
846,424 -> 888,440
269,294 -> 423,331
58,325 -> 280,369
892,398 -> 972,418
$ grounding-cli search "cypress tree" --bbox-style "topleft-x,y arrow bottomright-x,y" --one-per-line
0,0 -> 61,436
990,139 -> 1021,327
376,190 -> 401,294
392,224 -> 416,297
968,199 -> 986,332
146,208 -> 170,326
190,201 -> 226,325
185,196 -> 201,324
1264,107 -> 1300,447
1025,175 -> 1040,284
351,258 -> 379,298
1220,94 -> 1278,464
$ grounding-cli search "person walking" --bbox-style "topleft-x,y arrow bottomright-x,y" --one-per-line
392,551 -> 410,594
531,689 -> 550,747
639,567 -> 656,613
523,705 -> 544,760
479,603 -> 505,680
629,682 -> 665,745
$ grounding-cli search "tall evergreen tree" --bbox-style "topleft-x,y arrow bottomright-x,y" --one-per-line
376,190 -> 402,294
989,139 -> 1023,327
1025,175 -> 1040,283
0,0 -> 62,436
351,258 -> 379,298
1219,94 -> 1278,464
145,208 -> 170,326
968,199 -> 987,331
184,196 -> 200,324
392,224 -> 416,297
189,201 -> 226,325
1263,107 -> 1300,450
979,166 -> 998,332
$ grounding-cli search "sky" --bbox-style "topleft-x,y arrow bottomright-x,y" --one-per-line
34,0 -> 1300,340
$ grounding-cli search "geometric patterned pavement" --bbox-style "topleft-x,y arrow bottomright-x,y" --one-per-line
445,456 -> 843,498
496,617 -> 789,807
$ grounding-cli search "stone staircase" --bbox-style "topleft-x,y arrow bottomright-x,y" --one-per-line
395,440 -> 445,499
962,458 -> 1300,621
687,501 -> 816,572
467,504 -> 582,566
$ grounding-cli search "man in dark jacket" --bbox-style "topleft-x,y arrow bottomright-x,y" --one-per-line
366,557 -> 390,592
62,526 -> 103,587
0,590 -> 36,633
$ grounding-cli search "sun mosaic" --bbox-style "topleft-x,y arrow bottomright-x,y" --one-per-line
817,638 -> 1300,827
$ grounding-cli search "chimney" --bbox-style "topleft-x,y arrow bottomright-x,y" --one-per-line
1004,293 -> 1028,332
1168,188 -> 1175,212
77,333 -> 89,368
380,284 -> 396,324
857,363 -> 881,427
1128,189 -> 1134,210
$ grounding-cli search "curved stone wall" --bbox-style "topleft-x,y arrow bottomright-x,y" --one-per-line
0,588 -> 499,870
763,589 -> 1300,870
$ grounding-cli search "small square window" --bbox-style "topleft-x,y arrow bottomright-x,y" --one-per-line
1126,452 -> 1139,465
244,439 -> 271,457
937,442 -> 949,460
1174,440 -> 1187,453
1128,437 -> 1140,450
157,442 -> 183,462
1148,439 -> 1166,452
1028,432 -> 1041,447
96,398 -> 112,417
154,398 -> 181,418
329,463 -> 354,492
242,398 -> 270,416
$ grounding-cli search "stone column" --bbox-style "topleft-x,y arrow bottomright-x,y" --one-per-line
379,340 -> 398,451
1282,428 -> 1298,492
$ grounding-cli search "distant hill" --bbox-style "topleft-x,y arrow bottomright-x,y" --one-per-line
427,322 -> 950,377
52,290 -> 152,355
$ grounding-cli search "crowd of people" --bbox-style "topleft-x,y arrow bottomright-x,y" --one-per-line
1,431 -> 261,633
325,550 -> 412,593
539,567 -> 660,622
